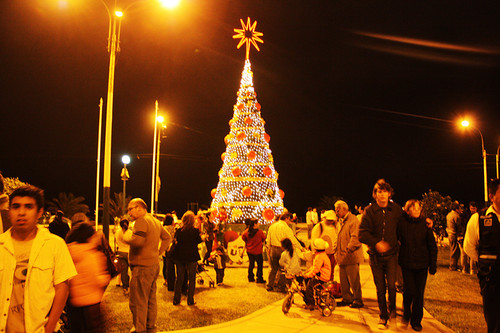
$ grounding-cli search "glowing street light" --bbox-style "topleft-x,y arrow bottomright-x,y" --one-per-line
151,102 -> 167,214
460,119 -> 488,204
121,155 -> 131,215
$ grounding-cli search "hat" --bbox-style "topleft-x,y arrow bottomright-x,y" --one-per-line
313,238 -> 327,250
324,210 -> 336,221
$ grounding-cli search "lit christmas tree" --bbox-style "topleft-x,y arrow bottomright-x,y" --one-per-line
210,18 -> 284,224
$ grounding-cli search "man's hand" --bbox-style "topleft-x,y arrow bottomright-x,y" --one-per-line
375,240 -> 390,254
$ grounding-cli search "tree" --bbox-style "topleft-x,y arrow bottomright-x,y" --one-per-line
421,190 -> 453,238
318,195 -> 343,212
109,192 -> 131,222
210,59 -> 284,224
3,177 -> 28,195
48,192 -> 89,218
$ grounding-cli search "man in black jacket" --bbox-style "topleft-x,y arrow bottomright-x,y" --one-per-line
359,179 -> 403,330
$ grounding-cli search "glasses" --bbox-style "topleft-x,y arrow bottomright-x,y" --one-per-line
128,206 -> 138,212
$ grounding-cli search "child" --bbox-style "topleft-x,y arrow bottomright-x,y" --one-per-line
209,243 -> 229,285
303,238 -> 331,310
279,238 -> 301,288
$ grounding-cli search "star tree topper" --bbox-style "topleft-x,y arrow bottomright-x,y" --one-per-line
233,17 -> 264,60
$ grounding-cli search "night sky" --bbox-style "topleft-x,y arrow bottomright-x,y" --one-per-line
1,0 -> 500,217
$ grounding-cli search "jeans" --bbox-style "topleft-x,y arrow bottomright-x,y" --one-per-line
67,303 -> 102,333
369,254 -> 398,320
247,252 -> 264,282
174,261 -> 197,304
267,246 -> 284,290
402,268 -> 428,326
116,251 -> 129,289
129,264 -> 160,333
480,277 -> 500,333
215,268 -> 225,284
162,256 -> 175,291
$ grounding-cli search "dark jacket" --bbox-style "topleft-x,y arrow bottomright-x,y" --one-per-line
398,213 -> 437,272
359,201 -> 402,257
171,227 -> 202,263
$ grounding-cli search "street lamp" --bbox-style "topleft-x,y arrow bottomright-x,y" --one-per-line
155,115 -> 167,214
460,119 -> 488,204
121,155 -> 131,215
98,0 -> 180,240
151,101 -> 166,214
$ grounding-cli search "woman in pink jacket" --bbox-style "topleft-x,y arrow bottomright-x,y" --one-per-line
66,222 -> 111,333
303,238 -> 331,309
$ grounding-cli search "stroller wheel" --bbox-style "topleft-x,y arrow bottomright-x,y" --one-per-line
322,307 -> 332,317
198,278 -> 204,285
209,281 -> 215,288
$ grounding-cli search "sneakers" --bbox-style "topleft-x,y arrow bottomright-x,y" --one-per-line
377,318 -> 388,330
349,302 -> 364,308
256,279 -> 266,284
336,301 -> 352,307
411,323 -> 423,331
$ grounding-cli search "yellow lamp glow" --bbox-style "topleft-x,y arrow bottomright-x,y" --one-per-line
461,120 -> 470,127
115,10 -> 123,17
159,0 -> 180,9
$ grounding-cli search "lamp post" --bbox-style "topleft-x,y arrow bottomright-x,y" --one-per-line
496,145 -> 499,179
461,120 -> 488,204
155,116 -> 166,214
121,155 -> 131,215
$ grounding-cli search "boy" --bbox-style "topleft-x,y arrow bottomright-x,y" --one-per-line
303,238 -> 332,310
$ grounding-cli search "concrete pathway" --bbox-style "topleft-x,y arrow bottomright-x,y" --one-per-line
162,261 -> 454,333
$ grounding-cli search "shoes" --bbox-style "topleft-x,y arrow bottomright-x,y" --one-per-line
337,301 -> 352,307
217,282 -> 224,286
173,300 -> 180,306
187,300 -> 196,306
248,278 -> 255,282
256,279 -> 266,284
303,304 -> 315,311
266,286 -> 274,292
349,302 -> 364,308
377,319 -> 388,330
411,323 -> 423,331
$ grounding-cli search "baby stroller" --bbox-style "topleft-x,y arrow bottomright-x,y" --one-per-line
196,262 -> 216,288
282,274 -> 337,317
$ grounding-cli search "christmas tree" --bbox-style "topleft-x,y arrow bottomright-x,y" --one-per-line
210,18 -> 284,224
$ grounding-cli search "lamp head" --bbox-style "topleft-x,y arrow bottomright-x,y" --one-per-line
122,155 -> 131,165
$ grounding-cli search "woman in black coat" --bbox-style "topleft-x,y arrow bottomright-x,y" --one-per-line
398,199 -> 437,331
171,211 -> 203,305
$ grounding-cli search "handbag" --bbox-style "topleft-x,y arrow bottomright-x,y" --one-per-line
166,237 -> 178,258
98,233 -> 119,278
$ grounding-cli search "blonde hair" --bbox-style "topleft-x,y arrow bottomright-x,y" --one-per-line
181,211 -> 196,229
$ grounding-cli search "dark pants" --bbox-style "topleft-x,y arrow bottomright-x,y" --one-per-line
402,267 -> 428,326
480,278 -> 500,333
268,246 -> 284,290
67,303 -> 102,333
174,261 -> 197,304
304,277 -> 323,305
449,234 -> 460,269
116,251 -> 129,289
369,254 -> 398,320
247,252 -> 264,282
162,256 -> 176,291
215,267 -> 225,284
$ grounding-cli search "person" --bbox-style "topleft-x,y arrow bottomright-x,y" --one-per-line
115,218 -> 132,295
266,212 -> 303,292
303,238 -> 332,310
398,199 -> 437,331
66,221 -> 111,333
71,212 -> 90,228
359,179 -> 403,330
0,185 -> 77,333
49,209 -> 70,240
241,218 -> 266,283
446,201 -> 463,271
467,201 -> 479,275
464,178 -> 500,333
170,211 -> 203,306
0,172 -> 10,233
161,214 -> 175,291
279,238 -> 301,288
209,243 -> 229,285
306,207 -> 315,239
311,209 -> 337,282
334,200 -> 364,308
124,198 -> 170,333
202,210 -> 216,265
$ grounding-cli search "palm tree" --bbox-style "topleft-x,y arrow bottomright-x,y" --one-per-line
318,195 -> 343,212
48,192 -> 89,218
109,192 -> 131,221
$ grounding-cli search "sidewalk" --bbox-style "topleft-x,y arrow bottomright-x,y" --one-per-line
162,261 -> 454,333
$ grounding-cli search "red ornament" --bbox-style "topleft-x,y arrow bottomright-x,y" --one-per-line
247,150 -> 256,160
211,188 -> 217,198
232,166 -> 241,176
224,134 -> 231,145
221,152 -> 226,161
236,131 -> 246,140
245,117 -> 253,125
256,103 -> 261,111
264,133 -> 270,143
262,208 -> 275,221
279,189 -> 285,199
242,186 -> 252,197
263,166 -> 272,177
237,103 -> 244,110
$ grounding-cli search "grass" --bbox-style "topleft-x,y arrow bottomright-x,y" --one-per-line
101,266 -> 283,332
424,245 -> 486,333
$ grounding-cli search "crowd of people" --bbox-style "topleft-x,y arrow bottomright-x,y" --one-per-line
0,171 -> 499,333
